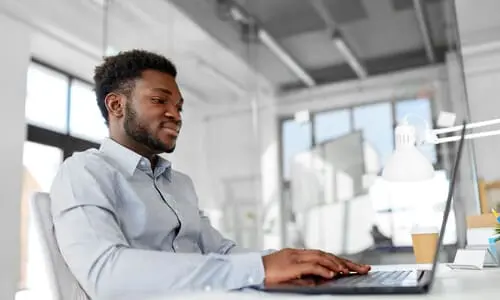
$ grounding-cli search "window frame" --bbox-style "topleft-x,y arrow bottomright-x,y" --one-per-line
27,58 -> 101,159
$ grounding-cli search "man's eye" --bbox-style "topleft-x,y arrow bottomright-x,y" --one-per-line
152,98 -> 166,104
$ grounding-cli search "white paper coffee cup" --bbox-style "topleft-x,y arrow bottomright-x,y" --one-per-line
411,226 -> 439,264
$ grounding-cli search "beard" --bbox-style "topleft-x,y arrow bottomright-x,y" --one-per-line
123,103 -> 176,154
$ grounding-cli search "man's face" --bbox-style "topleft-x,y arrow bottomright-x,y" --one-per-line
123,70 -> 183,154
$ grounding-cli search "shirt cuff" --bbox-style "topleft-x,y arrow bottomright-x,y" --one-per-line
260,248 -> 278,256
227,252 -> 265,289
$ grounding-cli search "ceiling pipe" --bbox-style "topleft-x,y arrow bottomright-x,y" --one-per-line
257,29 -> 316,87
332,32 -> 367,79
310,0 -> 367,79
221,1 -> 316,87
412,0 -> 436,63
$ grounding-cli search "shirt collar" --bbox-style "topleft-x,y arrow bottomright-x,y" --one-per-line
100,138 -> 172,180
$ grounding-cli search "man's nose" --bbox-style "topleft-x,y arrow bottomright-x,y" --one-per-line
165,106 -> 181,121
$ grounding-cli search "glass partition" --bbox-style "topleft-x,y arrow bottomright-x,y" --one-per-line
101,0 -> 476,263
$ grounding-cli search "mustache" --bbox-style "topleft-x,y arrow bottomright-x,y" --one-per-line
161,120 -> 182,131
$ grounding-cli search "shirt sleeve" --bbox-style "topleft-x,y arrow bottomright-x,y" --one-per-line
50,155 -> 265,300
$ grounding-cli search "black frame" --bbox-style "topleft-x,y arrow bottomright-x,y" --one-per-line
27,58 -> 101,159
27,125 -> 99,159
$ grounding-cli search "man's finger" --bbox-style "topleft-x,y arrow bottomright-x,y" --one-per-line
299,252 -> 346,273
301,250 -> 346,272
296,263 -> 335,280
324,253 -> 350,273
319,251 -> 368,274
340,257 -> 371,274
312,250 -> 349,273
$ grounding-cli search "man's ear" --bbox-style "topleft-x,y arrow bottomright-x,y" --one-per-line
105,93 -> 125,120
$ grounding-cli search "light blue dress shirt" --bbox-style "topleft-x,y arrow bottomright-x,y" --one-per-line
50,138 -> 266,300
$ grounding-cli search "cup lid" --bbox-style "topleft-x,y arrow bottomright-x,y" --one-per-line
411,225 -> 439,234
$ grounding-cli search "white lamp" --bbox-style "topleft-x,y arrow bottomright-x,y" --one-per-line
382,113 -> 500,182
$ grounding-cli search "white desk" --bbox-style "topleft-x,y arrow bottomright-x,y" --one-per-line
157,264 -> 500,300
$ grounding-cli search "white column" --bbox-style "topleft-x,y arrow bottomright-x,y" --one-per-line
258,101 -> 282,249
0,14 -> 30,299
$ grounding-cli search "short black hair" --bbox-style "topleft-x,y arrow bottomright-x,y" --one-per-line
93,49 -> 177,124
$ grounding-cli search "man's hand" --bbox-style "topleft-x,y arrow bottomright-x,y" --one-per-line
262,248 -> 371,287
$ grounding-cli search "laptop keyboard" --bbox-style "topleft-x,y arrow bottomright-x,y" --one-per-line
331,270 -> 414,286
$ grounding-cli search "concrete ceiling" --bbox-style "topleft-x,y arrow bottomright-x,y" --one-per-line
0,0 -> 273,109
170,0 -> 452,91
0,0 -> 455,106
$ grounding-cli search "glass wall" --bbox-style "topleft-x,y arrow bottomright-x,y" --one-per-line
100,0 -> 470,264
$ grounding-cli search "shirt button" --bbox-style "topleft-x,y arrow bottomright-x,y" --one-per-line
248,277 -> 254,284
204,285 -> 211,291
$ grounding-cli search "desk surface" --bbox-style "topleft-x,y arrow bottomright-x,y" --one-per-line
159,264 -> 500,300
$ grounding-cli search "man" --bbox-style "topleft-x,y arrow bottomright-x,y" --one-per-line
50,49 -> 370,300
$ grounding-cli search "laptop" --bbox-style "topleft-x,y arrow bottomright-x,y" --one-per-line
265,121 -> 466,295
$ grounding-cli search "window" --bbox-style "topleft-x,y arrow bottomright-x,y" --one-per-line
353,102 -> 394,168
395,98 -> 436,163
279,97 -> 442,248
25,63 -> 69,132
18,60 -> 102,299
281,119 -> 312,180
69,80 -> 108,142
314,109 -> 351,144
25,61 -> 101,160
20,61 -> 101,298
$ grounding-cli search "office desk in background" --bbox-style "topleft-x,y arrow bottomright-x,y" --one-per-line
154,264 -> 500,300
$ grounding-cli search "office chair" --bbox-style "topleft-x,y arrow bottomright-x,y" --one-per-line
30,192 -> 89,300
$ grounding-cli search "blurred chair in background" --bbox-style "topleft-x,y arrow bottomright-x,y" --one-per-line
478,179 -> 500,213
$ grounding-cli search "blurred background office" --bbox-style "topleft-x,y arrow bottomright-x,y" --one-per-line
1,0 -> 500,299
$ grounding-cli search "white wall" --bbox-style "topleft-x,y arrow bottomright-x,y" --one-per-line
455,0 -> 500,182
0,14 -> 30,300
454,0 -> 500,48
277,65 -> 448,115
459,42 -> 500,182
258,104 -> 282,248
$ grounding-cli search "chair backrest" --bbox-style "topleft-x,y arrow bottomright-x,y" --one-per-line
30,192 -> 90,300
478,179 -> 500,213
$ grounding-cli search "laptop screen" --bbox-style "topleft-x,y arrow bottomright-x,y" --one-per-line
428,121 -> 466,284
